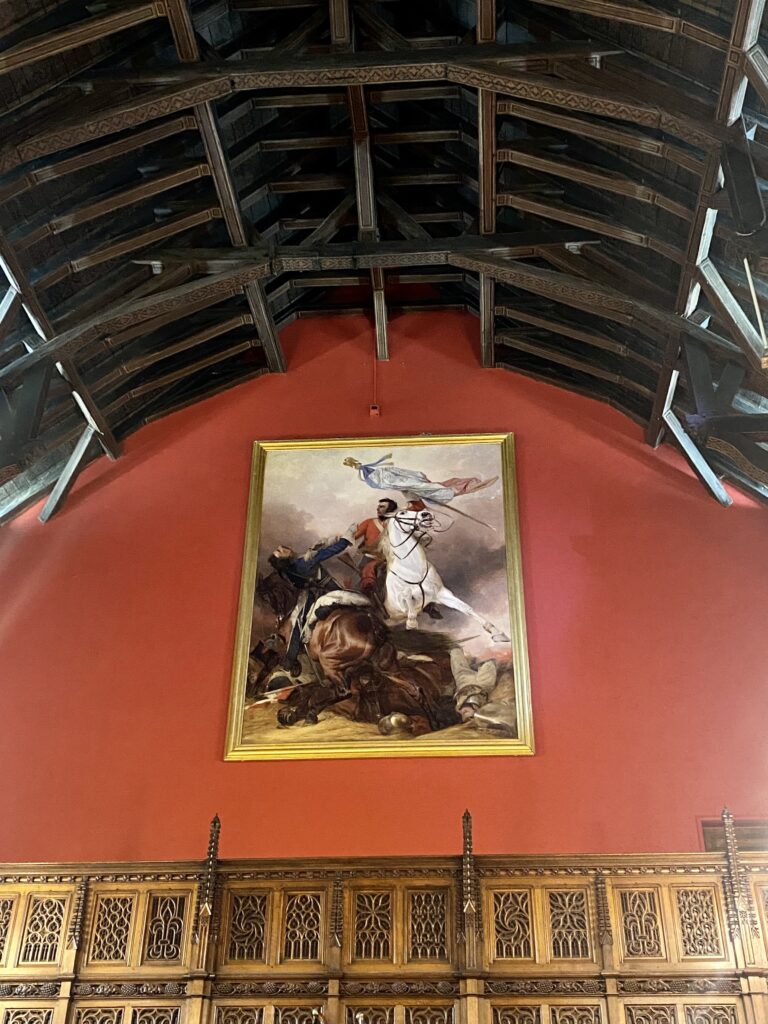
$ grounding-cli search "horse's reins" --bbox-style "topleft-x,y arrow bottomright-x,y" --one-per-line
385,511 -> 432,606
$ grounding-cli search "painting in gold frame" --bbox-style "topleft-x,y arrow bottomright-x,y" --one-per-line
225,433 -> 533,760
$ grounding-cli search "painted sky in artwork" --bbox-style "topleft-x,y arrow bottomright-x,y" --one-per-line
256,441 -> 512,659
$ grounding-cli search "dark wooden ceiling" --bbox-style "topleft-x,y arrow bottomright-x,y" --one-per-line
1,0 -> 768,520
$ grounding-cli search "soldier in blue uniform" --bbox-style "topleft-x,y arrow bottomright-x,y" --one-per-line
268,533 -> 354,676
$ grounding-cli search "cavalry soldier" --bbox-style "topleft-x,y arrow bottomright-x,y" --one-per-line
268,532 -> 354,676
353,497 -> 397,599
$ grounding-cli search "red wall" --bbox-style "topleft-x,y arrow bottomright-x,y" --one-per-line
2,312 -> 767,865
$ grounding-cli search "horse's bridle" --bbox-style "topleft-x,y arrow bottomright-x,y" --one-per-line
384,510 -> 431,596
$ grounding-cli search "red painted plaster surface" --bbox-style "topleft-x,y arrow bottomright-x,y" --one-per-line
1,312 -> 766,864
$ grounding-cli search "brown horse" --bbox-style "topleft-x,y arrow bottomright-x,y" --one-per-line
255,572 -> 460,733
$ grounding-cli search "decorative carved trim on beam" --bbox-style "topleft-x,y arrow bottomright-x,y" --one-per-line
2,80 -> 231,171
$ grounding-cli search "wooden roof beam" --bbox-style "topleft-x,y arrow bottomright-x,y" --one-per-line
646,0 -> 766,448
496,98 -> 704,175
124,314 -> 255,375
526,0 -> 728,49
497,148 -> 693,221
17,164 -> 211,250
698,257 -> 768,367
659,369 -> 733,504
476,0 -> 496,368
495,329 -> 653,398
37,425 -> 97,522
0,2 -> 163,77
354,4 -> 411,50
347,83 -> 388,358
44,207 -> 222,280
2,80 -> 231,172
722,119 -> 766,234
495,305 -> 632,359
377,193 -> 432,241
300,194 -> 357,246
329,0 -> 351,49
76,41 -> 625,87
0,263 -> 271,384
497,193 -> 684,262
116,339 -> 255,403
135,231 -> 598,272
164,0 -> 286,374
0,288 -> 22,348
745,45 -> 768,107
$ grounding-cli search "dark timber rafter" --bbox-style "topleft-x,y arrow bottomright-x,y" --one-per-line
644,0 -> 767,503
347,83 -> 388,360
477,0 -> 496,369
3,0 -> 768,517
164,0 -> 285,373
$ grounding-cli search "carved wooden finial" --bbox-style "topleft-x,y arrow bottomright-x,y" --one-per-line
459,809 -> 482,950
193,814 -> 221,945
462,809 -> 473,856
721,806 -> 759,940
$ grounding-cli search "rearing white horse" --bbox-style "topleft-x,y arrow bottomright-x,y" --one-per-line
379,508 -> 509,641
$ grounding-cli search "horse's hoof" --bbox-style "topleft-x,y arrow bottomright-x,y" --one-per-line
492,632 -> 510,644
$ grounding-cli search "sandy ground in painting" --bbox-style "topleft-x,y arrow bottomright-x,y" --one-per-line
242,701 -> 489,746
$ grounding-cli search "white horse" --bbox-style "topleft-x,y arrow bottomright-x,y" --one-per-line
379,508 -> 509,641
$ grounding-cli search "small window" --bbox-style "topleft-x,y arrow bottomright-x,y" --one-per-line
701,819 -> 768,852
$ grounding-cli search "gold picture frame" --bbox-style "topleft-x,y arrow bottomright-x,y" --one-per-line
225,433 -> 533,760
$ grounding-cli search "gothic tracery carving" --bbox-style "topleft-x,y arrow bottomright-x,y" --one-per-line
228,892 -> 268,961
283,893 -> 322,960
405,1008 -> 453,1024
4,1013 -> 54,1024
274,1007 -> 318,1024
493,1007 -> 540,1024
90,895 -> 134,962
548,889 -> 590,958
131,1011 -> 180,1024
551,1008 -> 601,1024
620,890 -> 663,957
493,890 -> 533,958
0,897 -> 14,961
216,1009 -> 264,1024
676,890 -> 722,957
346,1006 -> 394,1024
626,1007 -> 677,1024
20,897 -> 67,964
354,891 -> 392,959
684,1008 -> 737,1024
143,894 -> 186,962
75,1010 -> 124,1024
409,890 -> 448,960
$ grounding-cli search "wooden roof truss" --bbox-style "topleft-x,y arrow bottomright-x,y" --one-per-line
1,0 -> 768,518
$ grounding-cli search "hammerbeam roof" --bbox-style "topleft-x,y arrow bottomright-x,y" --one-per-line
1,0 -> 768,519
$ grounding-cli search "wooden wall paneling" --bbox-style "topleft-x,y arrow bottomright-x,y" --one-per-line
3,851 -> 768,1024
